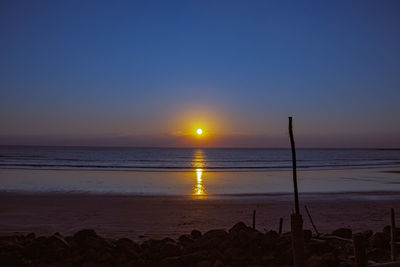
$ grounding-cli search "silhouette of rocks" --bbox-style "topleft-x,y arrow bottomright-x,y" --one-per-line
331,228 -> 352,239
0,223 -> 397,266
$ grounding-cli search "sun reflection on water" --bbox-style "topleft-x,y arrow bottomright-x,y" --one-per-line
192,149 -> 207,197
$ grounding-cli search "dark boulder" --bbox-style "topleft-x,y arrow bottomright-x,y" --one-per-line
160,256 -> 184,267
331,228 -> 352,239
115,238 -> 140,257
160,241 -> 181,258
368,232 -> 390,249
303,229 -> 312,242
191,230 -> 202,240
73,229 -> 98,244
229,222 -> 248,233
203,229 -> 228,240
261,230 -> 279,249
178,234 -> 194,247
307,253 -> 340,267
367,248 -> 390,263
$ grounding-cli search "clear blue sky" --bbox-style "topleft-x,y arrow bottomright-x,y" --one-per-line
1,0 -> 399,147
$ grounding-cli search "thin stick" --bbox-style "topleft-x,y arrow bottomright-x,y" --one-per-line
305,205 -> 319,236
391,208 -> 397,261
279,217 -> 283,235
252,209 -> 256,229
289,117 -> 300,214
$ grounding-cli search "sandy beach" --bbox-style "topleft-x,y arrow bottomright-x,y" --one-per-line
0,191 -> 398,241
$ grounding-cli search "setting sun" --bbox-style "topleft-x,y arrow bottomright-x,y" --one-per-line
196,128 -> 203,135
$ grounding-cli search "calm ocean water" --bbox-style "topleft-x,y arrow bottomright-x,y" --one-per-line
1,146 -> 400,195
0,146 -> 400,171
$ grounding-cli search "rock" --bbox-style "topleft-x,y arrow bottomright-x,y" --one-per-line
274,247 -> 293,265
332,228 -> 352,239
303,229 -> 312,242
229,222 -> 248,233
115,238 -> 140,257
275,233 -> 291,252
236,229 -> 254,246
191,230 -> 202,239
23,235 -> 68,261
307,240 -> 332,256
178,234 -> 194,247
360,230 -> 373,240
180,250 -> 210,266
160,241 -> 181,258
50,234 -> 69,248
223,247 -> 245,262
368,232 -> 390,249
261,230 -> 278,248
307,253 -> 340,267
197,260 -> 212,267
73,229 -> 98,244
213,259 -> 224,267
217,238 -> 233,251
81,235 -> 111,251
383,225 -> 400,239
193,229 -> 228,250
194,236 -> 224,250
160,256 -> 184,267
97,251 -> 113,263
0,251 -> 25,266
367,248 -> 390,263
203,229 -> 228,240
26,233 -> 36,239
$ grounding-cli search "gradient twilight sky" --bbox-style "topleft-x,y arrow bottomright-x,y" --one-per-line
1,0 -> 399,148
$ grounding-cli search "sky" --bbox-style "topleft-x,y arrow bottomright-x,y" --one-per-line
0,0 -> 399,148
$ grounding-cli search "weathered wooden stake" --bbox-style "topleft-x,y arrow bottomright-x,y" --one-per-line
291,213 -> 306,267
305,205 -> 319,236
289,117 -> 306,267
391,208 -> 397,261
253,209 -> 256,229
279,217 -> 283,235
289,117 -> 300,214
353,233 -> 367,267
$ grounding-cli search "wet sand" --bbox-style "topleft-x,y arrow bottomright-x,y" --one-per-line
0,191 -> 399,241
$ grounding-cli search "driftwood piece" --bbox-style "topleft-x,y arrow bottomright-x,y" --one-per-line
315,234 -> 352,243
369,261 -> 400,267
305,205 -> 319,236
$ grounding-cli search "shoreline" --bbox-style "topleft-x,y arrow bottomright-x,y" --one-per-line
1,167 -> 399,196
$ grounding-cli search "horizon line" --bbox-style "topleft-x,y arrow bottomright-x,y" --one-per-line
1,144 -> 399,150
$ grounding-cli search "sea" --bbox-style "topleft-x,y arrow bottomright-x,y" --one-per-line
0,146 -> 399,196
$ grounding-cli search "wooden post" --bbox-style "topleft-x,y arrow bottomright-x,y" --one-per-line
353,233 -> 367,267
279,217 -> 283,235
289,117 -> 305,267
291,213 -> 306,267
253,209 -> 256,229
289,117 -> 300,214
305,205 -> 320,236
391,208 -> 397,261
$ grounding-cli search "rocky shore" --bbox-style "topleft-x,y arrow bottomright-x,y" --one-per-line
0,222 -> 398,267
